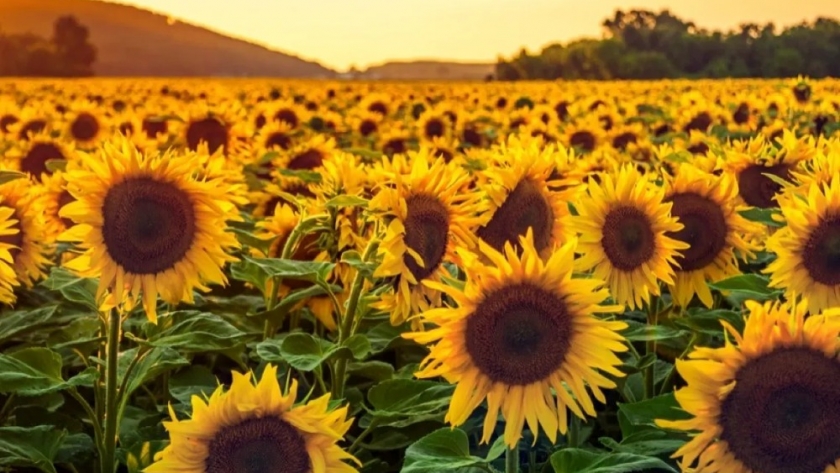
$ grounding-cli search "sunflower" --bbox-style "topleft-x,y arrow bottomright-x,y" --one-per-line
9,104 -> 54,141
663,165 -> 759,307
378,125 -> 412,156
37,171 -> 76,244
59,138 -> 241,322
284,135 -> 337,171
0,100 -> 21,137
404,231 -> 627,448
0,178 -> 51,287
178,102 -> 247,156
0,201 -> 21,305
65,100 -> 108,148
766,175 -> 840,314
4,129 -> 74,182
657,300 -> 840,473
476,137 -> 575,256
562,117 -> 607,153
370,148 -> 483,326
570,165 -> 688,309
252,203 -> 337,331
146,364 -> 359,473
254,120 -> 297,154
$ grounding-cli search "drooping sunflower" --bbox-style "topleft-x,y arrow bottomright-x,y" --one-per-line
475,137 -> 575,256
663,165 -> 760,307
370,148 -> 484,326
0,178 -> 52,287
146,364 -> 359,473
766,175 -> 840,314
657,300 -> 840,473
404,231 -> 627,448
59,138 -> 241,322
570,165 -> 688,309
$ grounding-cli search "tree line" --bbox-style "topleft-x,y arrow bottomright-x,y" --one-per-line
495,9 -> 840,80
0,15 -> 97,77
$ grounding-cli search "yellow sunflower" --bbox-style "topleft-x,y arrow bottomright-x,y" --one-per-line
404,231 -> 627,448
59,138 -> 241,322
0,178 -> 51,287
0,201 -> 21,305
476,137 -> 575,256
64,100 -> 109,148
570,165 -> 688,309
146,364 -> 359,473
4,129 -> 74,182
370,148 -> 483,326
657,300 -> 840,473
766,175 -> 840,314
37,171 -> 76,244
663,165 -> 760,307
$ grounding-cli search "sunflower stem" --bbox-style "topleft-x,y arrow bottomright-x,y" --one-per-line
333,239 -> 378,399
101,309 -> 121,473
567,416 -> 582,448
644,297 -> 659,400
505,444 -> 519,473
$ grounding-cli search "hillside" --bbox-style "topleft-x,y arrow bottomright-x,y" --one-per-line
0,0 -> 335,77
358,61 -> 495,80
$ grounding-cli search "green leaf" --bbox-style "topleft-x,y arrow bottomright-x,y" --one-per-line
600,431 -> 684,457
621,321 -> 688,342
401,428 -> 491,473
0,348 -> 97,396
119,347 -> 189,399
708,273 -> 782,303
41,267 -> 99,310
146,311 -> 250,352
617,393 -> 691,429
0,425 -> 66,473
254,283 -> 341,326
738,207 -> 784,228
368,379 -> 453,427
347,361 -> 395,381
55,433 -> 94,467
230,227 -> 274,254
257,332 -> 367,372
324,194 -> 368,209
230,255 -> 335,293
168,365 -> 219,404
0,170 -> 27,185
367,321 -> 411,354
550,448 -> 677,473
277,168 -> 322,183
340,249 -> 379,280
0,305 -> 60,346
673,308 -> 744,336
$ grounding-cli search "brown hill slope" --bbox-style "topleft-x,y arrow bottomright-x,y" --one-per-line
0,0 -> 335,77
359,61 -> 495,80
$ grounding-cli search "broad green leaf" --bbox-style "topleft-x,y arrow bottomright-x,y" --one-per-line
551,448 -> 677,473
254,283 -> 341,326
325,194 -> 368,209
367,379 -> 453,427
41,267 -> 99,310
367,321 -> 411,354
0,425 -> 65,473
0,305 -> 60,346
673,308 -> 745,336
738,207 -> 784,228
0,170 -> 27,185
277,168 -> 322,183
260,332 -> 368,371
401,428 -> 490,473
168,365 -> 219,404
617,393 -> 691,429
230,227 -> 273,254
709,273 -> 782,303
119,347 -> 189,399
340,250 -> 379,279
54,433 -> 94,467
0,348 -> 97,396
600,430 -> 684,457
347,361 -> 395,381
621,321 -> 688,342
146,311 -> 250,352
231,255 -> 334,293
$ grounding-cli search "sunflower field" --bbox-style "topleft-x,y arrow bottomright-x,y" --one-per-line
0,77 -> 839,473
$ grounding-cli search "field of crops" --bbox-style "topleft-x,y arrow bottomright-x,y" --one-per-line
0,77 -> 839,473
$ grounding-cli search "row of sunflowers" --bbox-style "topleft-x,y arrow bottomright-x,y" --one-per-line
0,77 -> 839,473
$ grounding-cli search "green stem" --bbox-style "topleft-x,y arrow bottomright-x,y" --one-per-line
115,347 -> 150,429
644,299 -> 659,400
348,419 -> 380,454
0,394 -> 15,424
528,450 -> 537,473
261,277 -> 280,341
567,416 -> 581,448
659,334 -> 698,395
505,445 -> 519,473
68,388 -> 103,461
333,240 -> 378,399
100,310 -> 121,473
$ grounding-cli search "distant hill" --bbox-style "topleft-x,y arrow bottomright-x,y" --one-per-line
357,61 -> 495,80
0,0 -> 335,77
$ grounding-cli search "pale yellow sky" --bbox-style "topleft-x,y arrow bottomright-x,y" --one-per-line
106,0 -> 839,71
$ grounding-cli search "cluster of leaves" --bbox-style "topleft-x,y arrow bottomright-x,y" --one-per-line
496,9 -> 840,80
0,16 -> 97,77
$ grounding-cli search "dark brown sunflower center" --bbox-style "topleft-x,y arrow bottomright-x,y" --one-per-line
206,416 -> 310,473
665,192 -> 728,272
0,207 -> 23,262
186,117 -> 228,154
465,283 -> 572,385
383,139 -> 406,156
719,347 -> 840,473
570,131 -> 596,152
101,177 -> 196,274
288,149 -> 324,170
434,148 -> 454,163
274,109 -> 299,128
265,132 -> 292,150
22,142 -> 64,179
737,163 -> 791,208
71,113 -> 99,141
802,216 -> 840,286
733,103 -> 750,124
687,142 -> 709,155
462,128 -> 483,147
142,117 -> 168,139
477,179 -> 554,254
612,132 -> 637,150
424,119 -> 445,139
18,119 -> 46,140
554,101 -> 570,121
793,84 -> 811,103
359,120 -> 377,137
601,205 -> 655,271
683,112 -> 712,133
368,102 -> 388,116
402,193 -> 449,282
0,115 -> 18,133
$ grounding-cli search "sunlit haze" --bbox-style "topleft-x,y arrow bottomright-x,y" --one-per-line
104,0 -> 839,71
